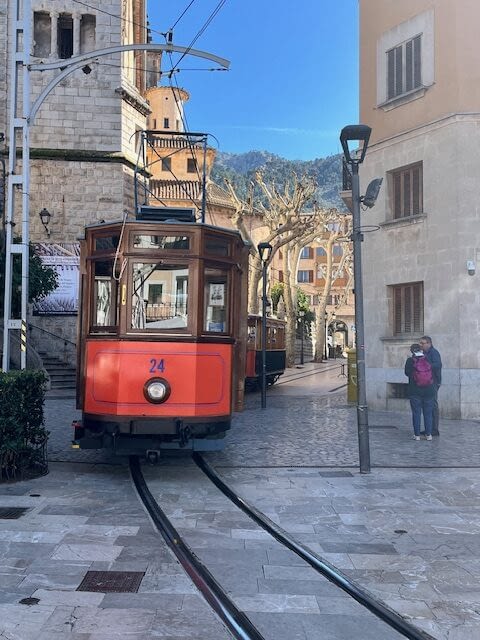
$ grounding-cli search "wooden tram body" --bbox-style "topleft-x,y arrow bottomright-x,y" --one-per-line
245,315 -> 286,389
73,217 -> 249,454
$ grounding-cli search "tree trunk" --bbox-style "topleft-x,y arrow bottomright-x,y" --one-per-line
283,249 -> 296,367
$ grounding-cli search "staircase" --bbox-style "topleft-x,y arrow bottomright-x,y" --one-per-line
39,353 -> 76,398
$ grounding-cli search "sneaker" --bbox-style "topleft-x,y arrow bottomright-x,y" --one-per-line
413,435 -> 420,441
426,435 -> 433,441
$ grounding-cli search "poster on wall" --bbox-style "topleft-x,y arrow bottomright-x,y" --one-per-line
32,243 -> 80,315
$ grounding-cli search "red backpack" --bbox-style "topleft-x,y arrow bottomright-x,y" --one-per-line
412,356 -> 433,387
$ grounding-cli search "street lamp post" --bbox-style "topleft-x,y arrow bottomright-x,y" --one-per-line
340,124 -> 372,474
299,310 -> 305,365
258,242 -> 273,409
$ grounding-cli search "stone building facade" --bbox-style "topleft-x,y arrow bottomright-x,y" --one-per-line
358,0 -> 480,418
0,0 -> 151,353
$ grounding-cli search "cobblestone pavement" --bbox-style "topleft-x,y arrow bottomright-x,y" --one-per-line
1,362 -> 480,638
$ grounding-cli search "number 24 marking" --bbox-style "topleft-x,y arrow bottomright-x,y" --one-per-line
149,358 -> 165,373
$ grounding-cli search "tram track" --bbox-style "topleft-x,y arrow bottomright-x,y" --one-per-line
276,363 -> 343,386
131,453 -> 436,640
129,455 -> 265,640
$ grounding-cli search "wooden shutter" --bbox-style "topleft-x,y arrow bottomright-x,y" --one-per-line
405,39 -> 413,92
403,171 -> 411,217
394,287 -> 402,334
393,172 -> 402,219
387,49 -> 395,99
413,36 -> 421,88
395,46 -> 403,96
412,165 -> 421,215
413,283 -> 422,331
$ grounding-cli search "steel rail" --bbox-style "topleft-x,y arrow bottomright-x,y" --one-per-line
129,456 -> 265,640
193,453 -> 436,640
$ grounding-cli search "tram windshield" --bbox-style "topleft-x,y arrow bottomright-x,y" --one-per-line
131,262 -> 188,330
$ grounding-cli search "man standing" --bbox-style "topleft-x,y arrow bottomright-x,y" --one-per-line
419,336 -> 442,436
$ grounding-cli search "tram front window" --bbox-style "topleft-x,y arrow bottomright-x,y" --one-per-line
92,260 -> 117,329
131,262 -> 188,330
204,267 -> 229,333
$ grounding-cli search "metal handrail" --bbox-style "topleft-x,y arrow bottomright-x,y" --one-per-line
28,323 -> 76,348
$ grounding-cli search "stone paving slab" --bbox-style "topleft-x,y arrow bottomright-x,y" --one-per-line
2,364 -> 480,638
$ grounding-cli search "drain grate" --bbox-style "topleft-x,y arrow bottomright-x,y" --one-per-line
77,571 -> 145,593
0,507 -> 29,519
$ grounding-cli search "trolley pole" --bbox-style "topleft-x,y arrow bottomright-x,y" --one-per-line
258,242 -> 272,409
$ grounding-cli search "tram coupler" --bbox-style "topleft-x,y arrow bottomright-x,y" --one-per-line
146,450 -> 161,465
176,420 -> 191,448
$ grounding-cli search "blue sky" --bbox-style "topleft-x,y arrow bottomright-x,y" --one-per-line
147,1 -> 359,161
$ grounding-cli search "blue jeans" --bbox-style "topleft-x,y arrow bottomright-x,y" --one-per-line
410,395 -> 434,436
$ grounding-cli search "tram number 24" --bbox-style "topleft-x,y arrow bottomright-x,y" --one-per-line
149,358 -> 166,373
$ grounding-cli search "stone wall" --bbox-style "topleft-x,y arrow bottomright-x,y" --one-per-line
361,115 -> 480,419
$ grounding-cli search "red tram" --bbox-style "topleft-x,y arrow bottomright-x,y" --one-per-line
73,213 -> 249,455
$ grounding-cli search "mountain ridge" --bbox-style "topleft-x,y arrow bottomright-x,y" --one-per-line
211,150 -> 346,211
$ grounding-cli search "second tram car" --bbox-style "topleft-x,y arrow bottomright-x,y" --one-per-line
245,315 -> 286,390
73,215 -> 249,455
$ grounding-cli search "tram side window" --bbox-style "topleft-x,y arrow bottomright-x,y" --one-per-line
92,260 -> 117,329
204,268 -> 229,333
131,262 -> 188,330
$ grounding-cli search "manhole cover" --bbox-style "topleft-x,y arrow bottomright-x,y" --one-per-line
19,597 -> 40,605
77,571 -> 145,593
0,507 -> 29,519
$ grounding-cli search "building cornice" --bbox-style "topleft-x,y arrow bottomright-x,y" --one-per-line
20,148 -> 148,173
115,84 -> 151,117
367,112 -> 480,153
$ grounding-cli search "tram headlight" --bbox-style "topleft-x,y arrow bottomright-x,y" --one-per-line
143,378 -> 171,404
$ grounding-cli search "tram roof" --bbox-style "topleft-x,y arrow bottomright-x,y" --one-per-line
82,218 -> 250,243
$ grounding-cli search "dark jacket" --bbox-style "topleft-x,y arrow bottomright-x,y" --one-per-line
404,356 -> 436,398
423,346 -> 442,386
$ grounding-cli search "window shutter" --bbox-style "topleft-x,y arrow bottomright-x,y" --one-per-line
395,46 -> 403,96
413,36 -> 422,88
405,39 -> 413,92
393,172 -> 402,219
413,283 -> 422,331
387,49 -> 395,99
403,171 -> 411,217
308,271 -> 313,283
404,285 -> 412,333
394,287 -> 402,334
412,166 -> 421,215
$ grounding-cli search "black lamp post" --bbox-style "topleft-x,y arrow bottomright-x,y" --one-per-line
258,241 -> 273,409
340,124 -> 372,474
299,310 -> 305,365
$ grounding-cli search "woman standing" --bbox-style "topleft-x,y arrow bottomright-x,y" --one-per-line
404,343 -> 436,441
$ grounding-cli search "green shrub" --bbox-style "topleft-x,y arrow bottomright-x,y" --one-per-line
0,370 -> 49,481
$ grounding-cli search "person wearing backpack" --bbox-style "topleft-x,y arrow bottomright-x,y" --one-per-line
404,343 -> 436,441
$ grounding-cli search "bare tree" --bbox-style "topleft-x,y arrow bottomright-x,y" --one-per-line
312,217 -> 352,362
224,173 -> 353,365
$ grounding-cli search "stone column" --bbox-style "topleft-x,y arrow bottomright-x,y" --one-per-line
73,13 -> 81,56
50,11 -> 58,59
